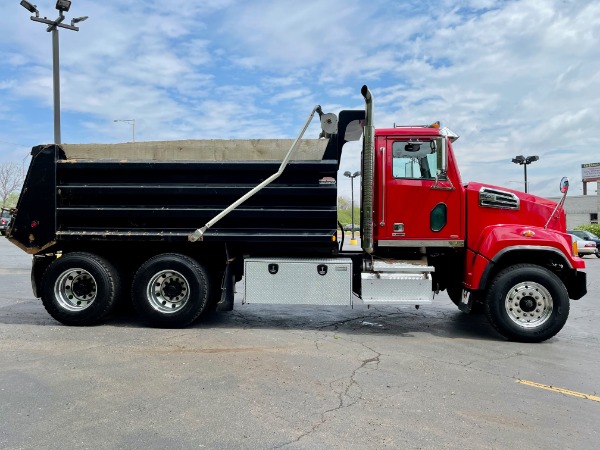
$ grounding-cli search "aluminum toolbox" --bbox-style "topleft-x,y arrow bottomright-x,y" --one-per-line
244,257 -> 353,305
361,260 -> 434,304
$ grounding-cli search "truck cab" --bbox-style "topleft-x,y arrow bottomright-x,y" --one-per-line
372,124 -> 464,246
367,114 -> 586,342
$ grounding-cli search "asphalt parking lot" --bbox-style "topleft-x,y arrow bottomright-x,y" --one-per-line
0,236 -> 599,449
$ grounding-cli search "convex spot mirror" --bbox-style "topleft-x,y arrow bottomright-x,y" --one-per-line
560,177 -> 569,194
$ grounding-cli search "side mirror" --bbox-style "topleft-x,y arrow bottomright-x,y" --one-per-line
436,138 -> 448,179
545,176 -> 570,229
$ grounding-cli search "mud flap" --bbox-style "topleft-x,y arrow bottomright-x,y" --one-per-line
458,289 -> 473,313
216,262 -> 235,311
568,270 -> 587,300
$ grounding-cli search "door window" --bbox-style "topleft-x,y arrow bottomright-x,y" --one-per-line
392,139 -> 441,180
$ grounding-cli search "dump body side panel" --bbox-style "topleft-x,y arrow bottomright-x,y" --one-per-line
11,140 -> 342,256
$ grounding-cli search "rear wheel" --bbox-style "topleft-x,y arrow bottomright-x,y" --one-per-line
485,264 -> 569,342
40,252 -> 121,325
131,253 -> 211,328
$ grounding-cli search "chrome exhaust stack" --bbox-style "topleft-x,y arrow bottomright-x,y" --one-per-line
361,85 -> 375,254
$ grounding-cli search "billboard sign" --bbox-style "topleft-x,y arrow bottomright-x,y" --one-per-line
582,162 -> 600,181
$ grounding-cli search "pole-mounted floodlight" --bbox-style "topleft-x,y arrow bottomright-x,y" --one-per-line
19,0 -> 88,145
71,16 -> 88,25
20,1 -> 38,14
512,155 -> 539,193
343,170 -> 361,243
55,0 -> 71,12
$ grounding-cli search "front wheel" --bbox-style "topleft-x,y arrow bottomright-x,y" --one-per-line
485,264 -> 569,342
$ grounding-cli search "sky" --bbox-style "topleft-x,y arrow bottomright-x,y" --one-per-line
1,0 -> 599,200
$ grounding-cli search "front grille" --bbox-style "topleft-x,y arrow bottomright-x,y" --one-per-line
479,187 -> 520,210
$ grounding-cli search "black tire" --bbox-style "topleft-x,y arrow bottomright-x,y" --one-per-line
485,264 -> 569,343
595,250 -> 600,259
447,285 -> 462,307
40,252 -> 121,326
131,253 -> 211,328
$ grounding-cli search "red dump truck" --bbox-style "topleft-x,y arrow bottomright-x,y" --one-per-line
5,86 -> 586,342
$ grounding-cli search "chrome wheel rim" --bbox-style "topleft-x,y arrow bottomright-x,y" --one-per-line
54,268 -> 97,311
146,270 -> 190,313
504,281 -> 553,328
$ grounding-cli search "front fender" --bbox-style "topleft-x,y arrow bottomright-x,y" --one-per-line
464,224 -> 585,290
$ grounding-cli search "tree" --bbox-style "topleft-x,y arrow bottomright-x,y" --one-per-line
5,192 -> 20,209
338,196 -> 351,210
337,195 -> 360,226
0,162 -> 22,209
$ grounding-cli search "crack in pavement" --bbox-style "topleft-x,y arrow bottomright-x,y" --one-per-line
276,341 -> 382,448
314,315 -> 381,330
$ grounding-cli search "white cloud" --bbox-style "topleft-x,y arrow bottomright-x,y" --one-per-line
0,0 -> 598,200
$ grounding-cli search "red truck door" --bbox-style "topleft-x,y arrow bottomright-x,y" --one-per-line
374,133 -> 464,247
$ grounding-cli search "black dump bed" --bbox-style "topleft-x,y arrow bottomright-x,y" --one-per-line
9,110 -> 365,257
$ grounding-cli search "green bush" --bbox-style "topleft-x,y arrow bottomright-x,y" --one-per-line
574,224 -> 600,237
338,207 -> 360,227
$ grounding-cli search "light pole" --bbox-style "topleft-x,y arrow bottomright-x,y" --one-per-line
20,1 -> 88,145
511,155 -> 539,193
114,119 -> 136,142
343,170 -> 361,245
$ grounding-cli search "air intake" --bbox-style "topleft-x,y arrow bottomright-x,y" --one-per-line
479,187 -> 520,210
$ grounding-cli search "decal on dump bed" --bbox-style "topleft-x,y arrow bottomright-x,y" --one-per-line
319,177 -> 336,185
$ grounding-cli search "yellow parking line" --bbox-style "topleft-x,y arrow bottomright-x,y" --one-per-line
517,380 -> 600,403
